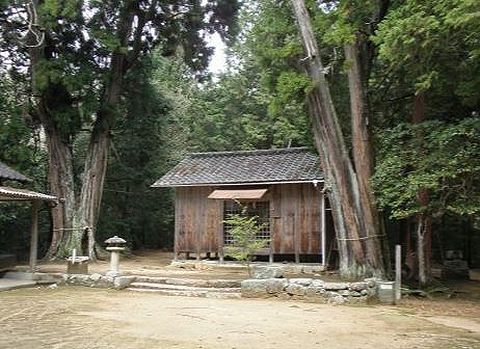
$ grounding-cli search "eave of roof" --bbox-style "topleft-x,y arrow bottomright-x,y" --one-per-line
152,147 -> 324,188
0,186 -> 57,202
153,179 -> 324,188
0,162 -> 32,183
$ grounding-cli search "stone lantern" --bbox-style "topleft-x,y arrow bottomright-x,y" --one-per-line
105,236 -> 126,277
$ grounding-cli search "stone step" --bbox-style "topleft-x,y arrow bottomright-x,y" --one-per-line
129,281 -> 241,293
133,276 -> 241,288
127,287 -> 241,299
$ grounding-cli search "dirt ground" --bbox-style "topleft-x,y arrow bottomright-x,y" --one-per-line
0,286 -> 479,349
4,250 -> 479,348
29,250 -> 249,280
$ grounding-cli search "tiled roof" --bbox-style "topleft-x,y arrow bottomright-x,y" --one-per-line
0,162 -> 31,182
0,186 -> 57,202
152,147 -> 323,187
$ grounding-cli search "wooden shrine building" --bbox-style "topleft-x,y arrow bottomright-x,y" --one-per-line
152,147 -> 335,265
0,162 -> 57,271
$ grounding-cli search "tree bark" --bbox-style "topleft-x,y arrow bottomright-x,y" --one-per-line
412,92 -> 432,286
25,0 -> 133,259
28,13 -> 77,259
416,214 -> 427,285
41,120 -> 76,258
291,0 -> 387,278
344,40 -> 389,272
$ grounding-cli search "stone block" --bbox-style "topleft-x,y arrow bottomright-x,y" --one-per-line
252,266 -> 284,279
323,282 -> 349,290
114,276 -> 136,289
241,279 -> 268,297
89,273 -> 102,282
311,279 -> 325,288
349,291 -> 362,297
265,279 -> 288,294
328,295 -> 347,305
305,286 -> 325,297
289,278 -> 312,286
349,282 -> 368,292
285,284 -> 306,296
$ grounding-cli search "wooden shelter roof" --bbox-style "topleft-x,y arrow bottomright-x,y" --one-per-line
0,162 -> 31,183
152,147 -> 324,187
0,186 -> 57,202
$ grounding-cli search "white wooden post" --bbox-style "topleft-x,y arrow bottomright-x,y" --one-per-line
395,244 -> 402,303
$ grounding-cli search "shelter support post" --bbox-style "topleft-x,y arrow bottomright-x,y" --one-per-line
29,200 -> 40,272
321,192 -> 326,267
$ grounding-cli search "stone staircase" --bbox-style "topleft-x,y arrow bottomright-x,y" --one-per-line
127,276 -> 243,299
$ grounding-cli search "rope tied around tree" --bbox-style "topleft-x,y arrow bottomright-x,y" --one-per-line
336,234 -> 387,241
51,226 -> 92,233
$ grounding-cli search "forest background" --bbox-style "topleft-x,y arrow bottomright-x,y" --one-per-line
0,0 -> 479,280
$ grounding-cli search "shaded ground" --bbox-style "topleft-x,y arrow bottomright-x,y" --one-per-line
0,286 -> 479,349
27,251 -> 249,280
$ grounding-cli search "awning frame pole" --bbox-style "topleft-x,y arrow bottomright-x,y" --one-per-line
29,200 -> 40,272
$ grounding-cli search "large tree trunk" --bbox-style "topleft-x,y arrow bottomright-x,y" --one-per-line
42,124 -> 76,258
28,0 -> 129,259
291,0 -> 388,279
344,40 -> 389,272
74,52 -> 125,260
412,92 -> 432,286
29,22 -> 78,259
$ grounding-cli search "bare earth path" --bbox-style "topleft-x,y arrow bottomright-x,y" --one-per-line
0,287 -> 479,349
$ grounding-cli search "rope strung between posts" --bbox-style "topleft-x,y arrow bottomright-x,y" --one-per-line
51,226 -> 91,233
336,234 -> 387,241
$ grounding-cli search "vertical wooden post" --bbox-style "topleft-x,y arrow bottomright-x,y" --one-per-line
395,244 -> 402,303
293,216 -> 300,264
321,191 -> 326,267
29,200 -> 40,272
269,244 -> 274,264
218,224 -> 224,264
218,201 -> 225,264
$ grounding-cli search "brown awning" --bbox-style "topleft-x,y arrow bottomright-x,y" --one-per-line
208,189 -> 268,200
0,186 -> 57,202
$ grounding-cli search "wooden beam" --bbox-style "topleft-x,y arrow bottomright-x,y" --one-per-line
29,200 -> 40,272
294,219 -> 300,264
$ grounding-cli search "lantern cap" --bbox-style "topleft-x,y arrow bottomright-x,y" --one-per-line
104,235 -> 126,244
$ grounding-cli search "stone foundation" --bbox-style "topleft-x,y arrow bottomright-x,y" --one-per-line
60,273 -> 136,289
241,278 -> 377,304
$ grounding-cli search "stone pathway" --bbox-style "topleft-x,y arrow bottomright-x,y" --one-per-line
0,278 -> 36,292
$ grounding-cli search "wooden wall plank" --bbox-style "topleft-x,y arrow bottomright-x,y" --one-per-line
174,182 -> 327,257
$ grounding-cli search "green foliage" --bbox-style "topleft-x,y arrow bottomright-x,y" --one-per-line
0,75 -> 49,258
97,58 -> 174,249
373,0 -> 480,102
223,205 -> 269,263
373,118 -> 480,219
